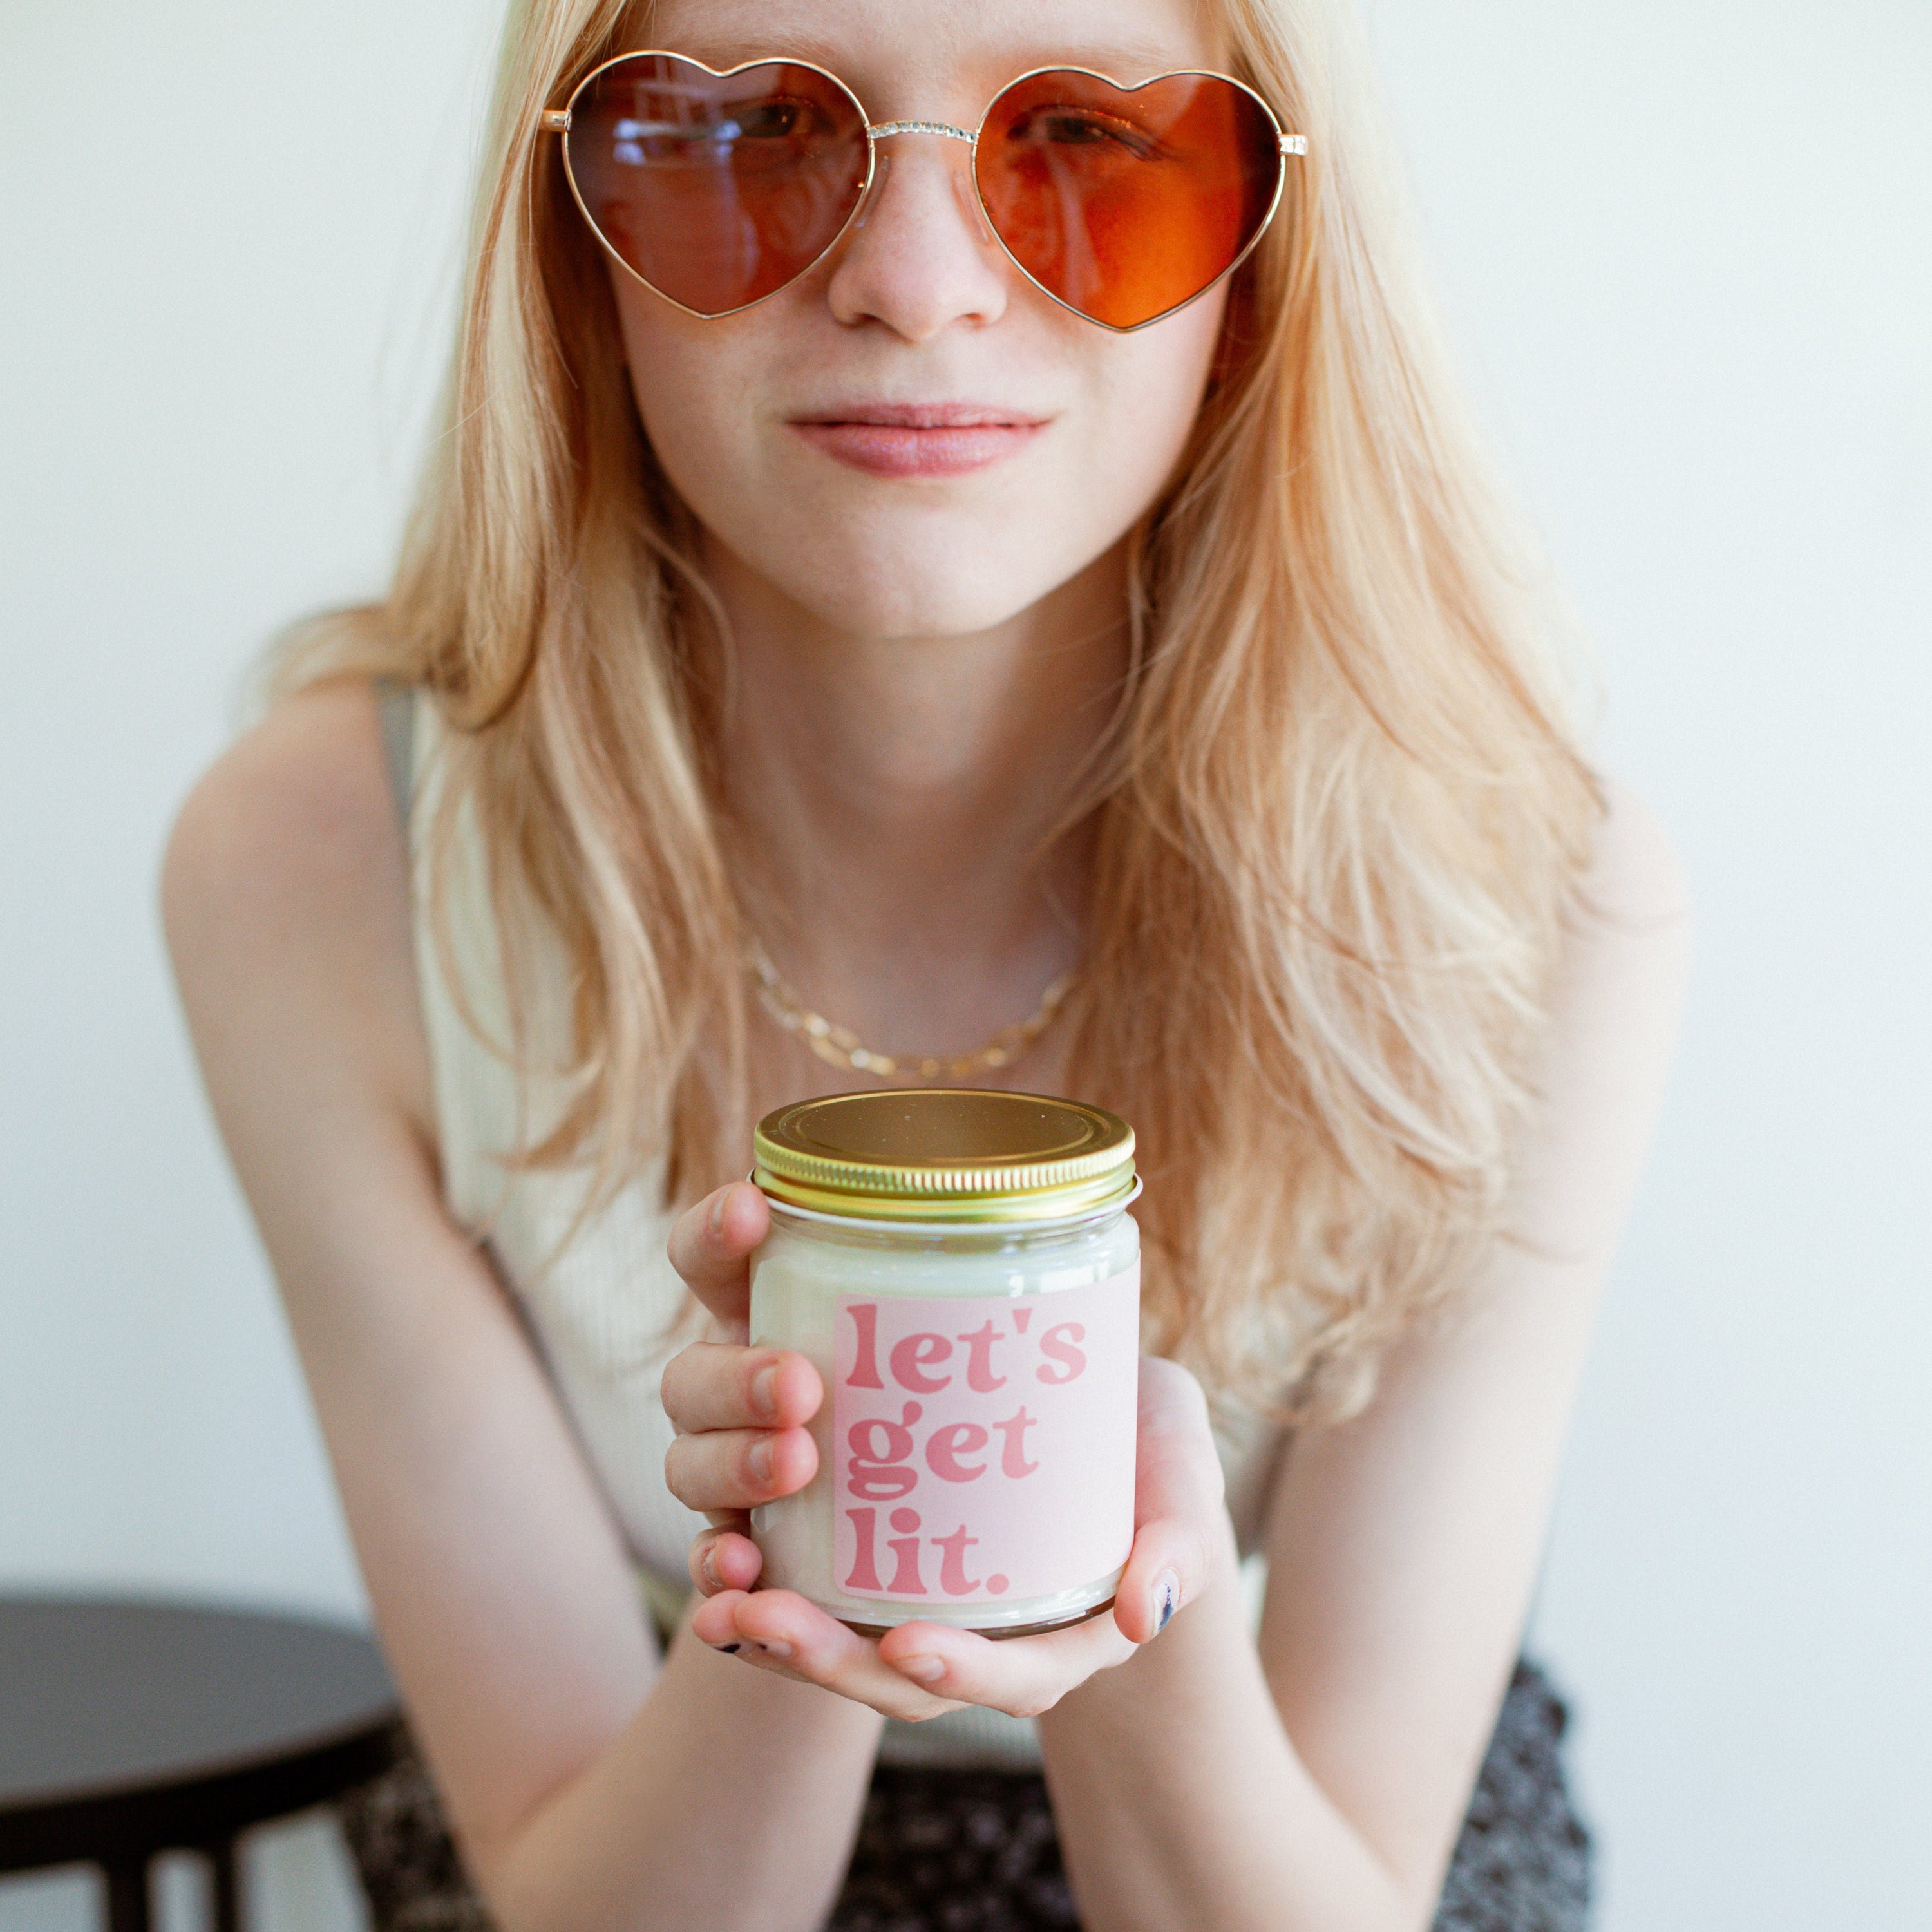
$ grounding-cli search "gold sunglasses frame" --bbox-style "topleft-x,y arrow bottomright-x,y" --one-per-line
538,49 -> 1309,332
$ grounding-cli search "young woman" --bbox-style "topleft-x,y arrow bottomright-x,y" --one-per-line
164,0 -> 1690,1926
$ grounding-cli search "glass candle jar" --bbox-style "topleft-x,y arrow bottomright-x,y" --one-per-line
749,1090 -> 1141,1638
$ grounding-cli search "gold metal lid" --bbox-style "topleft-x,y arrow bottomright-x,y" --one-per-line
753,1090 -> 1135,1223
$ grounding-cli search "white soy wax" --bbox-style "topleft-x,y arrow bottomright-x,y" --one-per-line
747,1092 -> 1142,1638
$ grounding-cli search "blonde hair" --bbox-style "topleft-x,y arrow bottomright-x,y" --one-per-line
281,0 -> 1602,1423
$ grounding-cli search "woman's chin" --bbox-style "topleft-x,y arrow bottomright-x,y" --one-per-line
766,560 -> 1065,645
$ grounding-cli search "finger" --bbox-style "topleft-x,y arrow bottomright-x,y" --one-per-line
876,1609 -> 1135,1717
661,1341 -> 823,1436
688,1524 -> 764,1596
663,1423 -> 819,1513
1114,1356 -> 1230,1645
666,1182 -> 770,1331
689,1590 -> 964,1723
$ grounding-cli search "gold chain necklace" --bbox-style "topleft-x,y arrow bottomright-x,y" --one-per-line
745,936 -> 1077,1083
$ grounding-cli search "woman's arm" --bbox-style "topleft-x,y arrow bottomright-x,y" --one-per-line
1032,781 -> 1694,1932
162,683 -> 882,1932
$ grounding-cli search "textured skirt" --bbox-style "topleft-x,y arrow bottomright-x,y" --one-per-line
341,1660 -> 1590,1932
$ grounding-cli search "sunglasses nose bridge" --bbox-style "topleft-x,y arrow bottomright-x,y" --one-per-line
865,118 -> 975,144
849,122 -> 998,249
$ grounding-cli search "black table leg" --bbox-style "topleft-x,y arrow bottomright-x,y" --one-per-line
102,1859 -> 151,1932
208,1837 -> 243,1932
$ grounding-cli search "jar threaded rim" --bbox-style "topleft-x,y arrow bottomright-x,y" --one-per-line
753,1090 -> 1135,1223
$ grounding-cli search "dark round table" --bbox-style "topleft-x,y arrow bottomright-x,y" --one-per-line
0,1596 -> 399,1932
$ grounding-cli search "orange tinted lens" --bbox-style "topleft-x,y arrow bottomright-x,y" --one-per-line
565,55 -> 869,315
976,71 -> 1281,329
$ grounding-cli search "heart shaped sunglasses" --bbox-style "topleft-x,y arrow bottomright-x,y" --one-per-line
539,52 -> 1308,331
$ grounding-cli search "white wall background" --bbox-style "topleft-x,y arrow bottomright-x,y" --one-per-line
2,3 -> 1926,1928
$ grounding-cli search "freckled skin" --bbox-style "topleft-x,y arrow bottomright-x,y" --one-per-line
609,0 -> 1229,647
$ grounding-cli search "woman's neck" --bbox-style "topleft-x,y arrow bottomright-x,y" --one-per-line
706,535 -> 1132,1060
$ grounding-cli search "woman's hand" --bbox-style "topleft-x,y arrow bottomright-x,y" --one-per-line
660,1180 -> 1231,1723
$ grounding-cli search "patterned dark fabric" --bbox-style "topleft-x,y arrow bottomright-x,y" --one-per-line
340,1661 -> 1589,1932
1432,1662 -> 1592,1931
339,1743 -> 492,1932
829,1766 -> 1077,1932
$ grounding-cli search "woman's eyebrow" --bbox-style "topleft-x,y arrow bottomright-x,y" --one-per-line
988,42 -> 1206,81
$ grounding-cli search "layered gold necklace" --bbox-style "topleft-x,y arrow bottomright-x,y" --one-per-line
745,936 -> 1077,1084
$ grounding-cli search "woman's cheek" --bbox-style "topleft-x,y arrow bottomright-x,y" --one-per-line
606,272 -> 1226,634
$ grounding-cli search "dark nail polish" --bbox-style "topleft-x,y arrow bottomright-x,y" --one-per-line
719,1643 -> 742,1654
1157,1582 -> 1177,1633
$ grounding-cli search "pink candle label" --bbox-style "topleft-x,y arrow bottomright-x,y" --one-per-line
831,1267 -> 1140,1606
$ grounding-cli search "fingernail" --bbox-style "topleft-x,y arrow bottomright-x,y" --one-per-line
755,1639 -> 794,1660
752,1363 -> 779,1420
897,1655 -> 947,1683
708,1189 -> 729,1235
699,1544 -> 723,1592
748,1437 -> 773,1483
1150,1570 -> 1180,1636
717,1642 -> 742,1654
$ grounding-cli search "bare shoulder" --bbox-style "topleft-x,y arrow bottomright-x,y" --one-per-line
1578,773 -> 1694,933
162,679 -> 427,1130
1513,775 -> 1692,1253
1550,773 -> 1694,1050
164,680 -> 396,916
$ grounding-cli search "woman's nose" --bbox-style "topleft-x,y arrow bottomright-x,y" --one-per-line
824,135 -> 1012,341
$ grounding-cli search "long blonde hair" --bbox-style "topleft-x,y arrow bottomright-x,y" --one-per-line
281,0 -> 1602,1422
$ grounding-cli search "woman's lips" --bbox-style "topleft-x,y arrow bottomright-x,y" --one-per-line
788,404 -> 1048,478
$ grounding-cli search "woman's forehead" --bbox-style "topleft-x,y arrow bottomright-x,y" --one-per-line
632,0 -> 1226,89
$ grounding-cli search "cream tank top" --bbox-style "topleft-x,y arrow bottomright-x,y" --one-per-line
390,690 -> 1283,1768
